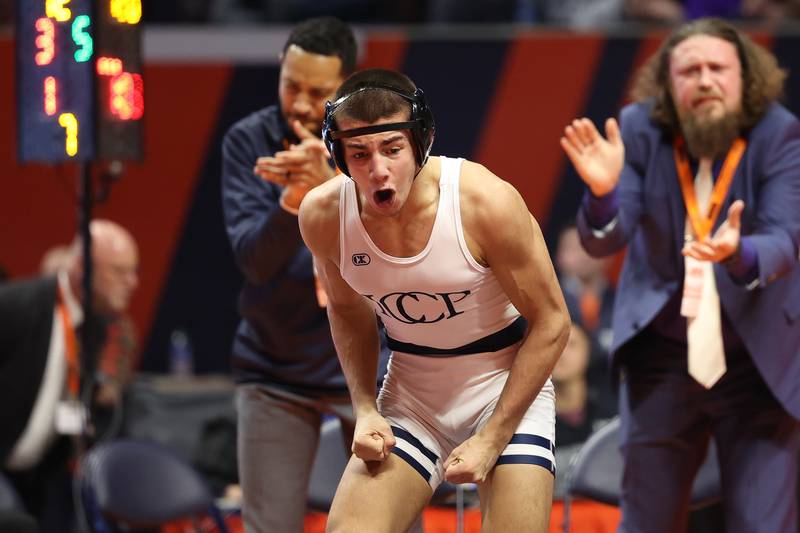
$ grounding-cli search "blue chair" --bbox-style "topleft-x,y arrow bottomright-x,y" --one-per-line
562,416 -> 721,532
78,439 -> 229,533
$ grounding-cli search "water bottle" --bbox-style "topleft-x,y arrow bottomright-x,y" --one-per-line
169,329 -> 194,377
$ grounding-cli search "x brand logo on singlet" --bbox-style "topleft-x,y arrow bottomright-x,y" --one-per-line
352,253 -> 371,266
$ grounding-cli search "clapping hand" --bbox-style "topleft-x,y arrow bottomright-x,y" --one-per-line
254,120 -> 336,209
682,200 -> 745,263
560,117 -> 624,197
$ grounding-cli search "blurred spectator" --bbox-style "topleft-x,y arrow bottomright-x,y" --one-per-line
624,0 -> 685,23
529,0 -> 623,27
0,220 -> 139,533
426,0 -> 517,23
93,317 -> 138,406
624,0 -> 800,23
208,0 -> 424,24
38,246 -> 71,278
556,225 -> 614,339
553,323 -> 612,447
143,0 -> 212,23
556,225 -> 618,417
551,322 -> 615,499
0,265 -> 8,284
263,0 -> 425,23
40,243 -> 140,436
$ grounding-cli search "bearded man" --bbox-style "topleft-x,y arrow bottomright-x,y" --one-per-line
561,18 -> 800,533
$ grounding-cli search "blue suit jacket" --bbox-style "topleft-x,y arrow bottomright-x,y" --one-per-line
577,100 -> 800,420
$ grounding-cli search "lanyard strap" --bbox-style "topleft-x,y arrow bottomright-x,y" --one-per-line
57,289 -> 80,398
673,137 -> 746,241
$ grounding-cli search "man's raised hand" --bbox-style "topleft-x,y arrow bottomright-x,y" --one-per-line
561,117 -> 624,197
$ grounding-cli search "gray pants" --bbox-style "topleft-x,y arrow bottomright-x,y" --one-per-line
236,383 -> 425,533
235,383 -> 354,533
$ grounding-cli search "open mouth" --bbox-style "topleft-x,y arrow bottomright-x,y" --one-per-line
374,189 -> 395,206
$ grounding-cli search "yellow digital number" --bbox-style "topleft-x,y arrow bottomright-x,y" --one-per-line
58,113 -> 78,156
110,0 -> 142,24
45,0 -> 72,22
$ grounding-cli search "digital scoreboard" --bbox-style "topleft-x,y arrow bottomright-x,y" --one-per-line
17,0 -> 144,163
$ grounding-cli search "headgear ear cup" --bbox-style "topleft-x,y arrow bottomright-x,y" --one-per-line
322,100 -> 349,175
322,84 -> 435,177
411,88 -> 435,168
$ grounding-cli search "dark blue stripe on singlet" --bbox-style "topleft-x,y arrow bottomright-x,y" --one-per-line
392,448 -> 432,483
508,433 -> 554,452
495,455 -> 555,475
386,316 -> 527,356
391,426 -> 439,465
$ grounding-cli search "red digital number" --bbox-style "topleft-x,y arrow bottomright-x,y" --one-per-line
109,72 -> 144,120
44,76 -> 58,115
97,56 -> 123,76
35,17 -> 55,66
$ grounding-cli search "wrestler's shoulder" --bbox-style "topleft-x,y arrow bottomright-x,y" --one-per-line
459,159 -> 521,206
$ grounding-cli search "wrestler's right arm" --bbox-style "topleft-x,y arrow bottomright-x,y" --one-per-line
298,179 -> 396,462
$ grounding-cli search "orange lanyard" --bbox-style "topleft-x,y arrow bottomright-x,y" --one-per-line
673,137 -> 746,241
57,288 -> 80,398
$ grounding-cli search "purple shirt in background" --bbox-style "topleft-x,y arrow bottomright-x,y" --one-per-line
684,0 -> 741,19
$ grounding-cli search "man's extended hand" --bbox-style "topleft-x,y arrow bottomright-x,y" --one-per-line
682,200 -> 744,263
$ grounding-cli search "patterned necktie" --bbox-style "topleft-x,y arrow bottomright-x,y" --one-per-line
685,159 -> 726,388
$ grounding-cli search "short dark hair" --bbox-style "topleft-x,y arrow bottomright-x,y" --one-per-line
631,17 -> 786,134
283,17 -> 357,75
323,69 -> 435,175
332,69 -> 417,125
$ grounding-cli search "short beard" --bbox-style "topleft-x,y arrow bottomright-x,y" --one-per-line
679,110 -> 742,159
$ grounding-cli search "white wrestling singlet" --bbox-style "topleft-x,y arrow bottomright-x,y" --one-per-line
339,156 -> 556,489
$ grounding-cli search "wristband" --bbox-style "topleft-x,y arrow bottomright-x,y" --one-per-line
279,185 -> 308,215
278,195 -> 300,215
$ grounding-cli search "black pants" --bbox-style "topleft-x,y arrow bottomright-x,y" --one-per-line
617,330 -> 800,533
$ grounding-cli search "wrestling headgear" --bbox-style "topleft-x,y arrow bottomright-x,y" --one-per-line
322,84 -> 435,177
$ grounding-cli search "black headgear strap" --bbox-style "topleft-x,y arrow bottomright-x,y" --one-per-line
328,121 -> 420,140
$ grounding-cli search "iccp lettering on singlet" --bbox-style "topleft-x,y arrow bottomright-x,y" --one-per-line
364,290 -> 471,324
